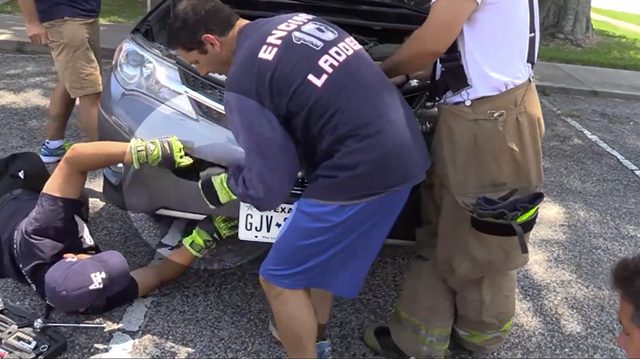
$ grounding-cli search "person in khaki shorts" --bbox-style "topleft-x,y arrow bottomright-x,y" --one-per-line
363,0 -> 545,357
17,0 -> 102,163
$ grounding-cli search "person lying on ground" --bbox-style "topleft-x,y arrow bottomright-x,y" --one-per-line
0,137 -> 236,315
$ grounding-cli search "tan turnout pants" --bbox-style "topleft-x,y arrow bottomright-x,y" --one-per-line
389,79 -> 545,358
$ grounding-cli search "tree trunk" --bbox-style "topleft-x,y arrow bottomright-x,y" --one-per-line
539,0 -> 593,44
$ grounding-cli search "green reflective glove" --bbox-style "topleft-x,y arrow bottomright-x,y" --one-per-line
182,216 -> 239,258
211,215 -> 239,239
129,136 -> 194,169
182,226 -> 215,258
198,172 -> 237,208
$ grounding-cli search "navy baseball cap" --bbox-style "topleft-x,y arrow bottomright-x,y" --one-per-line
44,251 -> 131,312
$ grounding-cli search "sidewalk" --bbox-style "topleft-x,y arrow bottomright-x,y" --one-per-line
1,13 -> 640,100
534,62 -> 640,101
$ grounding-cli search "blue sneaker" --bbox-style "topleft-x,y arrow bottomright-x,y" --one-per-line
316,340 -> 332,359
269,317 -> 333,358
39,141 -> 70,163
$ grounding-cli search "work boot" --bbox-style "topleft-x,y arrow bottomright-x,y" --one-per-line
362,325 -> 410,358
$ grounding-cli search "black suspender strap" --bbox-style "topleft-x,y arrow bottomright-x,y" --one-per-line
527,0 -> 537,67
427,0 -> 539,103
427,41 -> 470,103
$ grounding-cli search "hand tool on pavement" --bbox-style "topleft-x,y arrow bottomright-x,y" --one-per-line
0,298 -> 67,359
32,319 -> 106,332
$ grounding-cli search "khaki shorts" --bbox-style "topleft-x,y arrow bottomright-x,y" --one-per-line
44,18 -> 102,98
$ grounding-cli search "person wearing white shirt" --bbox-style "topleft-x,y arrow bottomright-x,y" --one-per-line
363,0 -> 546,357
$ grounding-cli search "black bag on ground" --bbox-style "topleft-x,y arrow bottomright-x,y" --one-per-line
0,152 -> 93,222
0,152 -> 50,200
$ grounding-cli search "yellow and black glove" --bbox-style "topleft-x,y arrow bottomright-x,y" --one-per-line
182,216 -> 239,258
129,135 -> 194,170
198,171 -> 237,208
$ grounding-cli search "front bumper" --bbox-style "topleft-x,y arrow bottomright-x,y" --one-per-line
98,39 -> 420,241
98,68 -> 244,219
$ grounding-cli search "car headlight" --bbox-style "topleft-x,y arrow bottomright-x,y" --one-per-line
113,39 -> 197,119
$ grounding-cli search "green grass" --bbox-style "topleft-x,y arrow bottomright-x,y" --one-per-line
591,7 -> 640,27
0,0 -> 146,24
100,0 -> 146,24
539,18 -> 640,71
592,18 -> 640,40
0,1 -> 20,15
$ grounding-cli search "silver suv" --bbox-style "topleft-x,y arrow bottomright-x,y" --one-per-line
98,0 -> 432,244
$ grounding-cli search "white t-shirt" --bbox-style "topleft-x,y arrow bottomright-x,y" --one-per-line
433,0 -> 540,104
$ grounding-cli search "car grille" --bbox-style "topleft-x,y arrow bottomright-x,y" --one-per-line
178,67 -> 228,127
290,178 -> 308,198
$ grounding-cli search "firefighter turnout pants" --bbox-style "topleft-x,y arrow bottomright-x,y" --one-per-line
389,79 -> 545,358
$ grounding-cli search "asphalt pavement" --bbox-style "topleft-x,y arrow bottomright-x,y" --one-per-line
1,50 -> 639,358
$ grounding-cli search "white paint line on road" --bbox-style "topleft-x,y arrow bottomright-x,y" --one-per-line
93,218 -> 185,358
119,297 -> 154,332
542,99 -> 640,180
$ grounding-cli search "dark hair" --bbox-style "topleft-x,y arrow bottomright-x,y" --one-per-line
613,255 -> 640,324
167,0 -> 240,52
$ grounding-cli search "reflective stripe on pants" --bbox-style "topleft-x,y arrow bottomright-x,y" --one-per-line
394,308 -> 451,352
388,80 -> 544,357
454,317 -> 514,347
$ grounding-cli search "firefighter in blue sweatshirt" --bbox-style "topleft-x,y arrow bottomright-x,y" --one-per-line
167,1 -> 430,358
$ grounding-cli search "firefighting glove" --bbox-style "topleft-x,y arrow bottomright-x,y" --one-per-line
129,135 -> 194,170
182,226 -> 216,258
182,216 -> 239,258
198,171 -> 238,208
469,189 -> 545,254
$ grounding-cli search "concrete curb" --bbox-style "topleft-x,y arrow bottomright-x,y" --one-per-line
535,82 -> 640,101
0,39 -> 116,60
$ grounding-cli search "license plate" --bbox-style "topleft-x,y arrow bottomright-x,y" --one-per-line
238,202 -> 294,243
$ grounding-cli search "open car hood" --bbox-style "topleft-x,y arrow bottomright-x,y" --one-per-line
135,0 -> 428,42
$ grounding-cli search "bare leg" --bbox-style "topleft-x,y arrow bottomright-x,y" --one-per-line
310,289 -> 333,340
42,141 -> 131,199
45,82 -> 75,141
131,246 -> 196,297
77,92 -> 100,141
261,277 -> 318,358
